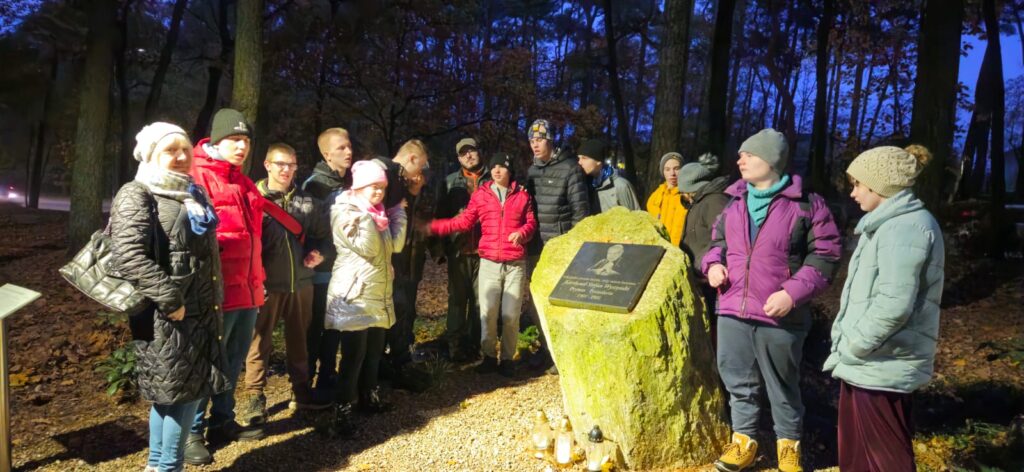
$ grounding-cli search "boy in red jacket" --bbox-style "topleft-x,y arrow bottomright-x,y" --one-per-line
426,153 -> 537,377
185,108 -> 265,465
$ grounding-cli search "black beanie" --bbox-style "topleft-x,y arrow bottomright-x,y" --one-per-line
577,139 -> 608,162
210,108 -> 252,143
488,152 -> 514,173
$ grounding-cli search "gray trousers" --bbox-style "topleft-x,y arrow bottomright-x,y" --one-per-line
716,315 -> 807,440
478,258 -> 526,361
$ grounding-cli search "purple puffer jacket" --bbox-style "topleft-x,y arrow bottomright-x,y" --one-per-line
701,174 -> 841,326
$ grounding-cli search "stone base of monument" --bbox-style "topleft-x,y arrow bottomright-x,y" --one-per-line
530,207 -> 729,469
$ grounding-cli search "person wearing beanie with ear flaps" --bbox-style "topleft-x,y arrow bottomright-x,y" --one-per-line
108,122 -> 231,471
576,138 -> 641,213
424,152 -> 537,377
647,151 -> 688,246
702,128 -> 841,472
324,159 -> 409,435
824,145 -> 944,472
186,108 -> 266,464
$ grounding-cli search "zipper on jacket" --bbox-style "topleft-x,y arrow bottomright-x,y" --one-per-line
738,196 -> 778,317
284,193 -> 296,293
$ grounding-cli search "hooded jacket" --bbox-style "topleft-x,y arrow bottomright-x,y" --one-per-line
526,147 -> 590,244
646,182 -> 688,246
257,180 -> 331,293
325,191 -> 408,332
190,138 -> 265,311
591,169 -> 641,214
109,181 -> 231,405
431,181 -> 537,263
824,190 -> 944,393
700,174 -> 841,326
680,176 -> 732,274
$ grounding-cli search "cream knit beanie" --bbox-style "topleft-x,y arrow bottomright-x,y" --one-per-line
847,145 -> 929,197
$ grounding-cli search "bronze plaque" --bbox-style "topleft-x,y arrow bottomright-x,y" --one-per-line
548,242 -> 666,313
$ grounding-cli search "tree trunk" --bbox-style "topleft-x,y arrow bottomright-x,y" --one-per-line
143,0 -> 188,122
68,0 -> 117,253
232,0 -> 263,176
984,0 -> 1005,253
808,0 -> 834,194
828,37 -> 844,155
114,1 -> 134,188
706,0 -> 737,171
601,0 -> 636,176
847,53 -> 866,146
724,0 -> 748,138
192,0 -> 232,138
650,0 -> 693,175
909,0 -> 963,212
28,52 -> 60,209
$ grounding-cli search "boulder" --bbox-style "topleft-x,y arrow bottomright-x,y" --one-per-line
530,207 -> 729,469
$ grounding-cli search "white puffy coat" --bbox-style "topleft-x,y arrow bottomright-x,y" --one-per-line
325,191 -> 407,332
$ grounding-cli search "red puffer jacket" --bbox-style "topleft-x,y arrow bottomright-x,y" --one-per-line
430,181 -> 537,262
191,138 -> 265,311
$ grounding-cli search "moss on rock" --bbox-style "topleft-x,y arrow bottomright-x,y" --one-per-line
530,207 -> 729,469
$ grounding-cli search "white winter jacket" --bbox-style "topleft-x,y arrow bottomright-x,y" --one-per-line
325,191 -> 407,332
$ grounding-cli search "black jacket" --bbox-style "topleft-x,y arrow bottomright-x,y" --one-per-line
302,162 -> 349,279
680,176 -> 732,275
257,180 -> 331,293
109,181 -> 231,405
303,161 -> 350,201
526,147 -> 590,244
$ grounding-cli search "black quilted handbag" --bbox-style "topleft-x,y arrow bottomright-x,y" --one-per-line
59,192 -> 158,315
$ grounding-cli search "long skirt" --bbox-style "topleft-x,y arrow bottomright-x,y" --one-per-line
838,381 -> 915,472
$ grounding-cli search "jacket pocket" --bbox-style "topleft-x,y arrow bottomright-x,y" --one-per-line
341,277 -> 365,302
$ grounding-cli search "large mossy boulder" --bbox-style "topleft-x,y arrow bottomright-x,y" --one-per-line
531,207 -> 729,469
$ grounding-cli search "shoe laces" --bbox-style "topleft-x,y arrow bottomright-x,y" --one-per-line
778,442 -> 800,467
721,439 -> 747,459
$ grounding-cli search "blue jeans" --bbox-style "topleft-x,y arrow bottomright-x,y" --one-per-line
191,307 -> 259,434
148,399 -> 201,472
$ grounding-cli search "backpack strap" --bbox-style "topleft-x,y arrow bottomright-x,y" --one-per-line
263,197 -> 305,245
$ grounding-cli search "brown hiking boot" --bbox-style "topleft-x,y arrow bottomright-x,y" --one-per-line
776,438 -> 803,472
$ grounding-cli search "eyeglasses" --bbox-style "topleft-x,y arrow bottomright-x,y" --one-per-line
270,161 -> 297,170
459,148 -> 477,157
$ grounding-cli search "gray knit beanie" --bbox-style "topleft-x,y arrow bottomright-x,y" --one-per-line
738,128 -> 788,174
659,152 -> 684,171
678,163 -> 712,193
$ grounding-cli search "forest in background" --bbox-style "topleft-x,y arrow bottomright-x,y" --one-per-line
0,0 -> 1020,253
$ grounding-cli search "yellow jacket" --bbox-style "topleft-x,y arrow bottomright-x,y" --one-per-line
646,183 -> 687,246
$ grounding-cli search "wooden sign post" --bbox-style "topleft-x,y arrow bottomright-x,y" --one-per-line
0,284 -> 42,472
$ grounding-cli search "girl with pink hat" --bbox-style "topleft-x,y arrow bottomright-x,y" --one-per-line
323,159 -> 408,436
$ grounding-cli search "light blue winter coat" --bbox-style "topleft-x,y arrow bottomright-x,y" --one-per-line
823,189 -> 944,393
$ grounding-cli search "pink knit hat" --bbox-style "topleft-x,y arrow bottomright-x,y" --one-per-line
350,160 -> 388,190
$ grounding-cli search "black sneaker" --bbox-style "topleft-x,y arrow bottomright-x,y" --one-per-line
327,403 -> 357,439
208,419 -> 264,444
499,361 -> 517,378
474,357 -> 499,374
290,384 -> 334,411
239,393 -> 267,426
183,433 -> 212,465
389,363 -> 432,393
357,386 -> 393,414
